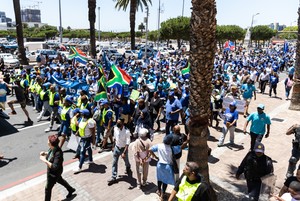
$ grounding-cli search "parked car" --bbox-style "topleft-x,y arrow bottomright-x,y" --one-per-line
103,49 -> 123,59
0,53 -> 20,68
124,50 -> 138,59
26,51 -> 37,62
36,49 -> 57,59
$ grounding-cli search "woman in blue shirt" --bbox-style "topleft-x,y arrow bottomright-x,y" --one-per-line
218,101 -> 239,146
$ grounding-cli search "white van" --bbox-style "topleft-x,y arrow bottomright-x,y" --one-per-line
24,42 -> 47,52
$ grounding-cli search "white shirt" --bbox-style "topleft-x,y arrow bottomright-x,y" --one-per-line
114,126 -> 131,148
154,143 -> 173,165
281,193 -> 299,201
82,118 -> 96,138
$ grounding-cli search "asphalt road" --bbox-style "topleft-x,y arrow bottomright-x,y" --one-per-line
0,98 -> 76,189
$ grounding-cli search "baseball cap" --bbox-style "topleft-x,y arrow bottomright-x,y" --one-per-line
168,91 -> 175,96
100,99 -> 109,106
254,142 -> 265,153
65,96 -> 73,104
257,104 -> 265,110
80,109 -> 90,116
229,101 -> 237,107
72,108 -> 80,114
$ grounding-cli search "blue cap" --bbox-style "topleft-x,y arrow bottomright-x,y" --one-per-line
229,101 -> 236,107
257,104 -> 265,110
30,74 -> 37,78
157,83 -> 162,87
169,91 -> 174,96
65,96 -> 73,104
73,108 -> 80,114
80,109 -> 90,116
100,99 -> 109,106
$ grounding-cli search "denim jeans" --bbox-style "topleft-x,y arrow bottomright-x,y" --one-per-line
219,125 -> 236,145
112,145 -> 130,179
79,137 -> 93,169
96,123 -> 104,144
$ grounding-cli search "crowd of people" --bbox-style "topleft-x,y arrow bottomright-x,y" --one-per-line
0,43 -> 299,200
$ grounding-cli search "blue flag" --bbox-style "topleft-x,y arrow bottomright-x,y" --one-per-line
284,41 -> 289,53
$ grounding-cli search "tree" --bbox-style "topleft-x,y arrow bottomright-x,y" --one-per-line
88,0 -> 96,58
188,0 -> 217,200
114,0 -> 152,50
278,26 -> 297,40
216,25 -> 245,50
290,7 -> 300,111
250,25 -> 275,47
148,30 -> 158,42
138,22 -> 145,35
13,0 -> 28,65
160,16 -> 190,48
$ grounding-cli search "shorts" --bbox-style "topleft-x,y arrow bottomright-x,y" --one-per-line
103,128 -> 112,138
243,98 -> 251,106
9,100 -> 26,108
0,102 -> 5,110
58,122 -> 71,137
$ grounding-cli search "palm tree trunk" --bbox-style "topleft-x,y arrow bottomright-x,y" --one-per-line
13,0 -> 28,65
290,6 -> 300,111
88,0 -> 96,58
189,0 -> 216,183
130,0 -> 137,50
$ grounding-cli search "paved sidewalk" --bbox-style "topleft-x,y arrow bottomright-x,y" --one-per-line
1,77 -> 299,201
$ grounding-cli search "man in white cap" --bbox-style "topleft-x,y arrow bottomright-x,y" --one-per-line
243,104 -> 271,151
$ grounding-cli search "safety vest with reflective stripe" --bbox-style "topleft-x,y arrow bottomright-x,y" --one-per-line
101,108 -> 115,126
35,83 -> 42,95
80,102 -> 89,110
76,97 -> 82,107
78,118 -> 91,137
176,176 -> 201,201
60,106 -> 71,121
40,90 -> 49,101
20,79 -> 26,88
28,79 -> 35,92
49,91 -> 57,106
70,116 -> 78,132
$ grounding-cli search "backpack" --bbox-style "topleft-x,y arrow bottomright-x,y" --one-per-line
214,98 -> 223,109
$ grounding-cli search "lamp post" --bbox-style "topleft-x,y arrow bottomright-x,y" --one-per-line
145,6 -> 149,58
182,0 -> 185,17
59,0 -> 62,43
98,7 -> 100,42
157,0 -> 161,49
249,13 -> 259,48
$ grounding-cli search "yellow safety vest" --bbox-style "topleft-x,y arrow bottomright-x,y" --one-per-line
70,116 -> 78,132
101,108 -> 115,125
80,102 -> 89,110
78,118 -> 91,137
40,90 -> 49,101
35,83 -> 42,95
60,106 -> 70,121
76,97 -> 82,107
26,74 -> 30,82
49,91 -> 57,106
176,176 -> 201,201
20,79 -> 26,88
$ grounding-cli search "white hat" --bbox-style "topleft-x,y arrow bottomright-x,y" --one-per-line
138,128 -> 149,138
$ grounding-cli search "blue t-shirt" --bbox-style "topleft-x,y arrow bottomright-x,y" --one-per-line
166,98 -> 182,121
247,112 -> 271,135
241,84 -> 256,99
0,82 -> 7,102
224,108 -> 239,126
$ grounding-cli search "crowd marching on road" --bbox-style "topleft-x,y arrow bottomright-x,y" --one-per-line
0,42 -> 300,201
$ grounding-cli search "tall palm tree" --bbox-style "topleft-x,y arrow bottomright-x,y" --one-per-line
13,0 -> 28,65
114,0 -> 152,50
88,0 -> 96,58
188,0 -> 216,185
289,6 -> 300,111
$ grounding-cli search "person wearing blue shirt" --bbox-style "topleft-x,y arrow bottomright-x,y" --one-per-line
269,72 -> 279,97
243,104 -> 271,151
241,79 -> 256,118
218,101 -> 239,147
165,91 -> 182,135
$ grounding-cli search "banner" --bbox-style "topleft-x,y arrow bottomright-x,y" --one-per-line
222,97 -> 245,113
51,76 -> 89,97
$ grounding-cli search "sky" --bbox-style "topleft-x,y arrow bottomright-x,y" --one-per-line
1,0 -> 299,32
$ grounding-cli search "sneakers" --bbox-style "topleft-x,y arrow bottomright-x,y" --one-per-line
44,127 -> 52,132
73,167 -> 82,174
86,160 -> 94,164
217,143 -> 223,147
137,183 -> 142,189
9,111 -> 17,115
107,177 -> 117,185
37,117 -> 41,122
142,181 -> 149,186
66,188 -> 76,198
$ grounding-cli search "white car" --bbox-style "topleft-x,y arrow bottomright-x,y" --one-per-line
124,50 -> 138,59
26,51 -> 37,62
0,53 -> 20,68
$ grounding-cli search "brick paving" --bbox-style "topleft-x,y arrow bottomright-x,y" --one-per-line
1,77 -> 299,201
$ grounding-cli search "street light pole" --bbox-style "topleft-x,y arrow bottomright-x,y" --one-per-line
145,6 -> 149,58
182,0 -> 185,17
157,0 -> 161,49
59,0 -> 62,43
98,7 -> 100,42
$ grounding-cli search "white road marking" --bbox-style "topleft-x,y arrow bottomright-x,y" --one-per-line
18,122 -> 49,131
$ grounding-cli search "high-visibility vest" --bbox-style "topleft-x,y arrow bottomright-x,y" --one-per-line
70,116 -> 78,132
35,83 -> 42,95
28,79 -> 35,92
40,90 -> 49,101
80,102 -> 89,110
20,79 -> 26,88
176,175 -> 201,201
60,106 -> 70,121
78,118 -> 91,137
49,91 -> 57,106
58,97 -> 65,107
26,74 -> 30,82
76,97 -> 82,107
101,108 -> 115,125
